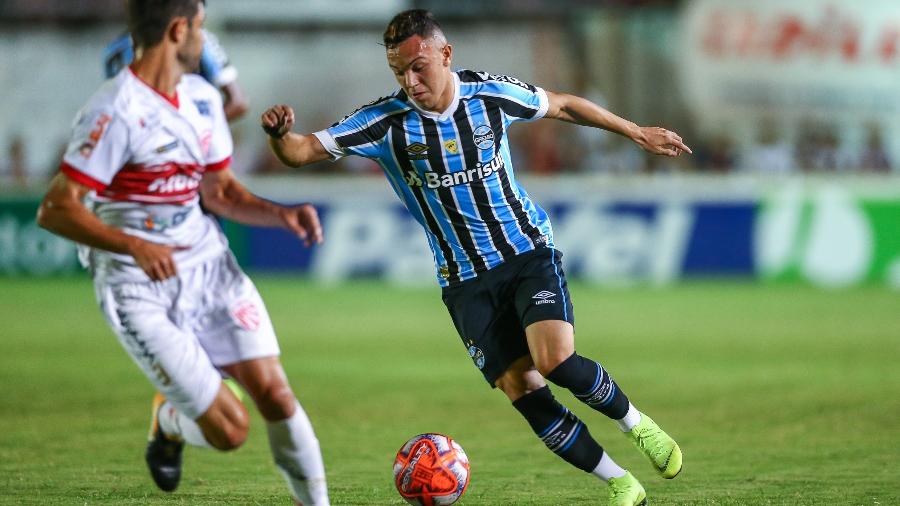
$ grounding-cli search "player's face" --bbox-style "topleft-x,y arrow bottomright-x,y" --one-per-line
387,34 -> 453,112
176,3 -> 205,72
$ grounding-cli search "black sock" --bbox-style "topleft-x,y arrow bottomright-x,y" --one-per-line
511,386 -> 603,473
545,353 -> 630,420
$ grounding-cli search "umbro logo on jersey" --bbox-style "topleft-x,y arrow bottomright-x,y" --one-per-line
533,290 -> 556,305
405,142 -> 429,160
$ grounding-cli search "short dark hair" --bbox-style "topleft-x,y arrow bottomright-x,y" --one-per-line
383,9 -> 443,49
127,0 -> 204,49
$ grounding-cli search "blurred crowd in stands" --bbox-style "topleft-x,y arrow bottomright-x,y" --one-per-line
689,120 -> 893,176
2,2 -> 896,188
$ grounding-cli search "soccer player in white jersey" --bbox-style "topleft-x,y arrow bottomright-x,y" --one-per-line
261,9 -> 691,506
37,1 -> 329,504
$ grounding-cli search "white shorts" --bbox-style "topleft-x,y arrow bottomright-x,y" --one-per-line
95,252 -> 280,419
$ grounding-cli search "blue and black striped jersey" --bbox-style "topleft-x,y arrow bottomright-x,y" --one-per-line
314,70 -> 554,286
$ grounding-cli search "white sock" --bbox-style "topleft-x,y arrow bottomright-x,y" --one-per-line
157,400 -> 212,448
591,452 -> 627,482
615,403 -> 641,432
267,401 -> 329,506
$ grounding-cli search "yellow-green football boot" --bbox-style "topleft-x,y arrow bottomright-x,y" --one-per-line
626,413 -> 682,479
607,472 -> 647,506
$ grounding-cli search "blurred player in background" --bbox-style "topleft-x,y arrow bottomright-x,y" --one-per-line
37,1 -> 328,504
104,24 -> 248,121
263,9 -> 689,506
100,0 -> 247,400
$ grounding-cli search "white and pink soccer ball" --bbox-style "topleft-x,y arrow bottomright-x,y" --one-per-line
393,433 -> 470,506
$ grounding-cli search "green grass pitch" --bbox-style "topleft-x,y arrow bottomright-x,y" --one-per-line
1,277 -> 898,505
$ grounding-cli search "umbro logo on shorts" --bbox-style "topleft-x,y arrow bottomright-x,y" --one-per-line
533,291 -> 556,305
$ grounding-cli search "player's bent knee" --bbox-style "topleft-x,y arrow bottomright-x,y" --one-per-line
533,353 -> 571,378
495,367 -> 546,402
223,423 -> 249,450
206,408 -> 250,450
207,423 -> 249,451
255,383 -> 296,422
223,394 -> 251,430
199,393 -> 251,451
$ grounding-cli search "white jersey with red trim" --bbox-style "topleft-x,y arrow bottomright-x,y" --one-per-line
60,68 -> 233,283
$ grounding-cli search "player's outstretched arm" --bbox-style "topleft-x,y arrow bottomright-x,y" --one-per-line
200,167 -> 323,247
544,90 -> 692,157
261,104 -> 332,168
37,173 -> 185,280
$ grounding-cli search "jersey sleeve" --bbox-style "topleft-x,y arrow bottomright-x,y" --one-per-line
199,30 -> 238,88
204,86 -> 233,170
59,106 -> 130,190
313,100 -> 395,161
471,72 -> 549,123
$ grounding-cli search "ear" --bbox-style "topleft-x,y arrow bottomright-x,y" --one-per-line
167,16 -> 189,44
442,44 -> 453,67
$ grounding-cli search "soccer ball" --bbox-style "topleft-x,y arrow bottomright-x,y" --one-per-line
393,433 -> 470,506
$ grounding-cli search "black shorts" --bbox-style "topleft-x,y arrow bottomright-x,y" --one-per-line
441,247 -> 575,386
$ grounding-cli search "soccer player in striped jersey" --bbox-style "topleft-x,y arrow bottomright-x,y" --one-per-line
262,9 -> 690,505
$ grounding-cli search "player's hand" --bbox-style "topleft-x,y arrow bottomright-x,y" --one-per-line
635,127 -> 692,157
261,104 -> 295,139
279,203 -> 324,247
127,238 -> 189,281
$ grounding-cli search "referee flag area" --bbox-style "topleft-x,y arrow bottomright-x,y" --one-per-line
1,278 -> 897,504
